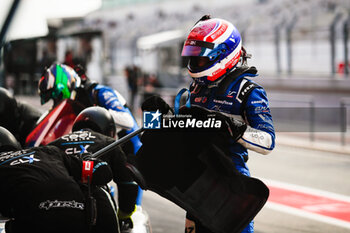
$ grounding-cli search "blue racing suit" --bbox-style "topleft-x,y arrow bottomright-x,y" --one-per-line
92,84 -> 142,153
91,84 -> 143,205
189,67 -> 275,233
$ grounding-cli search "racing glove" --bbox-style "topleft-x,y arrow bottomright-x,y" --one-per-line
81,157 -> 113,186
118,205 -> 136,231
224,117 -> 247,142
141,95 -> 172,114
195,107 -> 247,142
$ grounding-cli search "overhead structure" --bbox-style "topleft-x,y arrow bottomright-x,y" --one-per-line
137,30 -> 184,50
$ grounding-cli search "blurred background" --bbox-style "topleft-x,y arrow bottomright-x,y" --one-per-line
2,0 -> 350,148
1,0 -> 350,148
1,1 -> 350,232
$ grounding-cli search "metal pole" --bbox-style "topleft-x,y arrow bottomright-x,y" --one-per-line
343,16 -> 349,76
93,127 -> 145,159
286,15 -> 297,76
340,100 -> 346,146
0,0 -> 21,87
0,0 -> 21,48
330,13 -> 342,76
274,24 -> 281,75
310,100 -> 315,142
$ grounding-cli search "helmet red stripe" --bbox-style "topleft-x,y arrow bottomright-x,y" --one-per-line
206,22 -> 228,42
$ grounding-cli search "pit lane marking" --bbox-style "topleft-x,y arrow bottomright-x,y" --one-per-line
263,179 -> 350,229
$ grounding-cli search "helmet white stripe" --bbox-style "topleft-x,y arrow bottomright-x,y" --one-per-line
203,21 -> 221,42
220,23 -> 234,42
47,71 -> 55,89
203,20 -> 233,43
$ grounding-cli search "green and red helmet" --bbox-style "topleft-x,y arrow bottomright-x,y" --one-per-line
38,63 -> 81,105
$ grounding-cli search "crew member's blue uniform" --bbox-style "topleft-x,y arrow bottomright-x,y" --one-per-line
189,68 -> 275,233
93,85 -> 142,153
92,84 -> 143,205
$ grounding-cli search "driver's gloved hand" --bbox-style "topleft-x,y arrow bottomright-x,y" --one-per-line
194,106 -> 247,142
141,95 -> 172,114
224,117 -> 247,142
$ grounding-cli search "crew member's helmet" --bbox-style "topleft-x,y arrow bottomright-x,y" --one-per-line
38,63 -> 81,105
181,16 -> 242,85
72,106 -> 116,138
0,126 -> 21,152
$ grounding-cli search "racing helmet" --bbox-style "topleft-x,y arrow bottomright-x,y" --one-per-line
38,63 -> 81,105
0,126 -> 21,152
72,106 -> 116,138
181,16 -> 242,85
